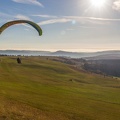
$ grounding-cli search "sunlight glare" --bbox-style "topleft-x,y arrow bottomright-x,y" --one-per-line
91,0 -> 105,8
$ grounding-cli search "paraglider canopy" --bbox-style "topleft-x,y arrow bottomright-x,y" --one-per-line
0,20 -> 42,36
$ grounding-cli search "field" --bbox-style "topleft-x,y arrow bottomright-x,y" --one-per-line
0,56 -> 120,120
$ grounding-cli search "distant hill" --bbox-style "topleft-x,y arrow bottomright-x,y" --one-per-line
0,50 -> 51,56
0,50 -> 120,59
84,54 -> 120,60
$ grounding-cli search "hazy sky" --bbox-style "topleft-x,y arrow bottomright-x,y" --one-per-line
0,0 -> 120,52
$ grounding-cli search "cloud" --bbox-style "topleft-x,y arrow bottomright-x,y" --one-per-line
112,0 -> 120,11
15,14 -> 31,20
12,0 -> 44,7
0,12 -> 12,18
0,13 -> 33,30
24,28 -> 30,31
32,14 -> 57,18
0,12 -> 13,23
13,14 -> 34,29
38,16 -> 120,26
38,18 -> 72,25
63,16 -> 120,25
87,17 -> 120,22
0,12 -> 8,17
66,28 -> 75,31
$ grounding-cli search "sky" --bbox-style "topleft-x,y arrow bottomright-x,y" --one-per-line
0,0 -> 120,52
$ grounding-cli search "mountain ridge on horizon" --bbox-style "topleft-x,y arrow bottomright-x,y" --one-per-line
0,49 -> 120,59
0,49 -> 120,52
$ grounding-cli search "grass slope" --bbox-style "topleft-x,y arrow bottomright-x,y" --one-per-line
0,56 -> 120,120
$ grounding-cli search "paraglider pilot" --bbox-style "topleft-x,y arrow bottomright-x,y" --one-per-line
17,57 -> 21,64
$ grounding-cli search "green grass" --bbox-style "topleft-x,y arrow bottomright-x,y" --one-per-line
0,56 -> 120,120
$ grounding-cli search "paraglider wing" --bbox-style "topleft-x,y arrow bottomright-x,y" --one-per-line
0,20 -> 42,36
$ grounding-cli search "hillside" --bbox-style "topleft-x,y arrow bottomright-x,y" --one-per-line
0,56 -> 120,120
83,59 -> 120,77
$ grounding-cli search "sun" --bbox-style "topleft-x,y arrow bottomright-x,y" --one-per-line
91,0 -> 105,8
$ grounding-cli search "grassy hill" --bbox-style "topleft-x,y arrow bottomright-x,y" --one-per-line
0,56 -> 120,120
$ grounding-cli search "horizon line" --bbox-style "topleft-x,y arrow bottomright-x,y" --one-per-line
0,49 -> 120,53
